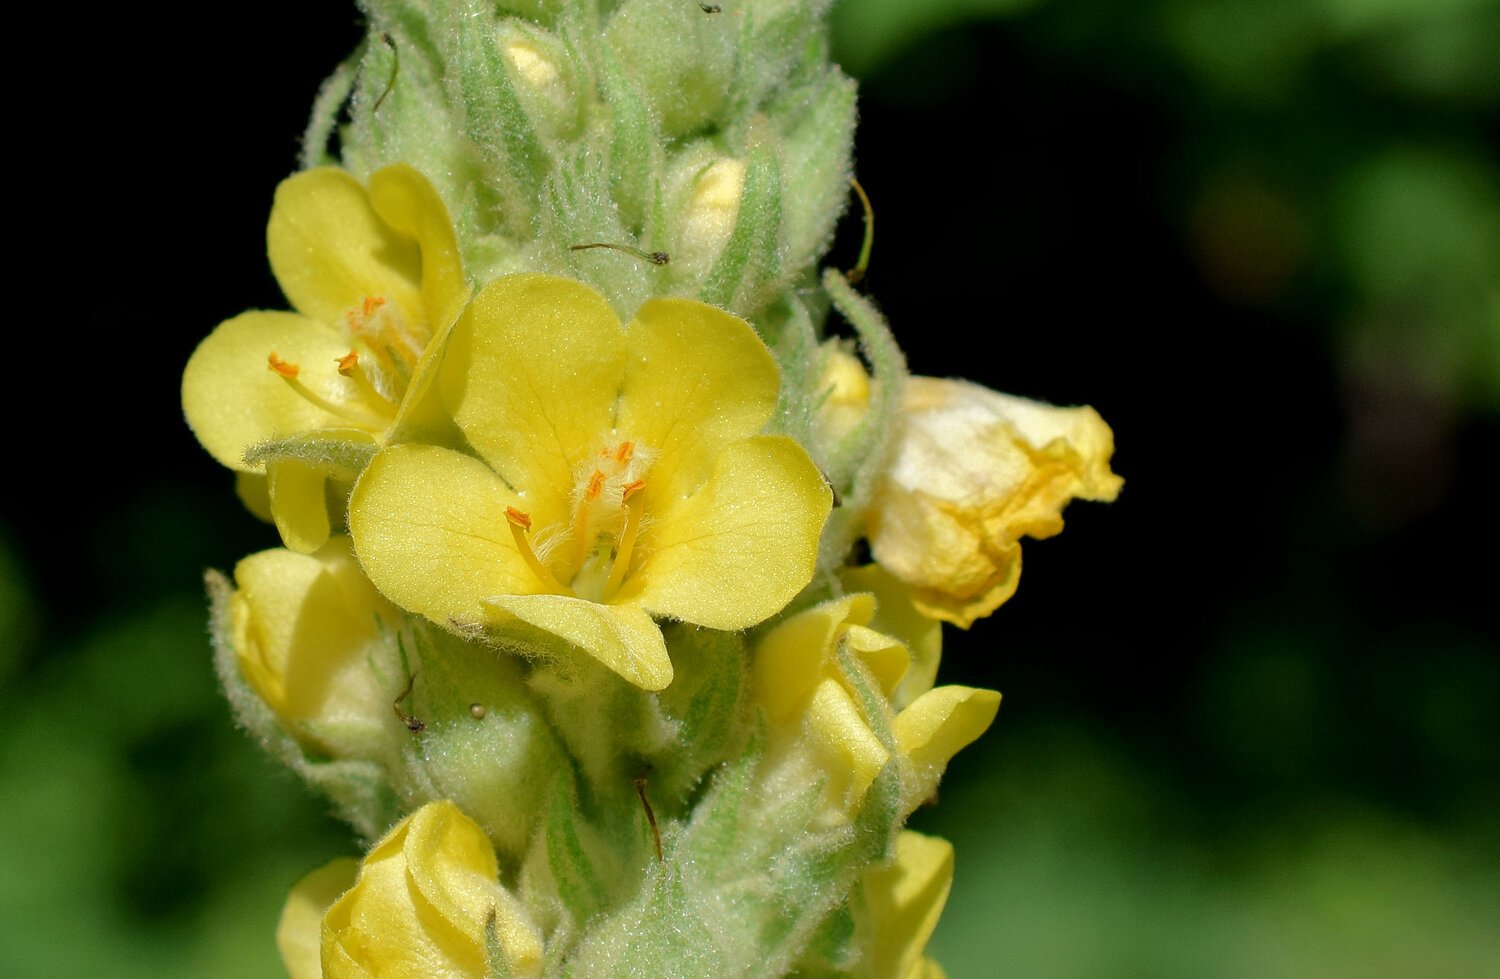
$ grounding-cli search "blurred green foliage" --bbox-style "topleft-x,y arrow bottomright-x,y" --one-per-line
840,0 -> 1500,408
0,531 -> 351,977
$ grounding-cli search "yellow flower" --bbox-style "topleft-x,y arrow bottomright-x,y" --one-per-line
348,274 -> 831,691
869,376 -> 1122,628
182,164 -> 466,552
229,536 -> 400,758
859,830 -> 955,979
751,593 -> 998,820
277,801 -> 543,979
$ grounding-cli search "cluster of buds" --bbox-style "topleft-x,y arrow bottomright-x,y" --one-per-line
182,1 -> 1120,975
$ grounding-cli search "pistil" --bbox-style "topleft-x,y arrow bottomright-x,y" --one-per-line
602,480 -> 646,601
574,469 -> 606,564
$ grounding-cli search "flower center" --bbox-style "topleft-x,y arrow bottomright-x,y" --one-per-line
505,437 -> 654,603
265,295 -> 426,432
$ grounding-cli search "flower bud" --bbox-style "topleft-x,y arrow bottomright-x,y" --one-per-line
857,831 -> 955,979
677,157 -> 747,276
229,536 -> 402,759
606,0 -> 735,137
814,344 -> 874,450
497,23 -> 580,139
868,377 -> 1122,627
751,594 -> 997,822
316,801 -> 544,978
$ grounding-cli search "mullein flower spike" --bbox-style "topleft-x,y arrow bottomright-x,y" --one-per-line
182,0 -> 1118,974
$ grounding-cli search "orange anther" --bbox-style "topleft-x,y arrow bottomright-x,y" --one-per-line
505,507 -> 532,530
362,296 -> 387,316
622,479 -> 645,503
586,470 -> 606,500
336,351 -> 359,376
616,441 -> 635,465
267,353 -> 300,379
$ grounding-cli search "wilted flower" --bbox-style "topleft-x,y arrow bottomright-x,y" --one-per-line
869,377 -> 1122,627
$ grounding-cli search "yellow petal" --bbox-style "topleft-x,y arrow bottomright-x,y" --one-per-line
366,163 -> 467,332
277,858 -> 358,979
363,165 -> 469,446
844,623 -> 911,700
893,685 -> 1000,774
235,471 -> 274,523
268,459 -> 332,554
182,311 -> 353,470
905,553 -> 1021,630
618,296 -> 780,496
806,676 -> 890,810
751,594 -> 873,723
348,444 -> 537,630
323,801 -> 543,979
386,289 -> 464,444
862,831 -> 955,979
440,274 -> 625,496
870,486 -> 1021,627
841,564 -> 942,709
484,594 -> 673,691
267,167 -> 423,328
632,435 -> 832,630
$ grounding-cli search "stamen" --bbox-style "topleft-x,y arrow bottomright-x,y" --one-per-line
616,441 -> 635,466
586,470 -> 606,500
346,295 -> 424,375
268,353 -> 300,378
507,507 -> 564,591
336,350 -> 399,411
268,352 -> 386,428
603,481 -> 646,601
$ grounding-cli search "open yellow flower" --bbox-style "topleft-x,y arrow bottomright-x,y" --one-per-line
278,801 -> 543,979
751,593 -> 999,820
182,164 -> 466,552
348,274 -> 831,691
869,377 -> 1123,628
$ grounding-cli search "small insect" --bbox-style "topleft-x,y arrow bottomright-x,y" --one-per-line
393,671 -> 425,733
818,466 -> 842,508
373,33 -> 400,113
633,770 -> 663,862
570,242 -> 670,266
699,3 -> 722,12
844,176 -> 875,285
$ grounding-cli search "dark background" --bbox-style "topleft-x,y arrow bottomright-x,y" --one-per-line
5,1 -> 1497,974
